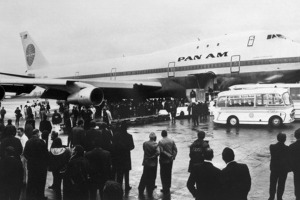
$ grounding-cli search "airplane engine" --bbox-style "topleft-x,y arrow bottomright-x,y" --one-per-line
67,87 -> 104,106
0,86 -> 5,100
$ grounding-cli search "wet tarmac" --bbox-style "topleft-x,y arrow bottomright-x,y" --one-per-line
2,98 -> 299,200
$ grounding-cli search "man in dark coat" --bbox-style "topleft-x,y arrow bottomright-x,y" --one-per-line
187,148 -> 221,200
14,107 -> 22,127
85,138 -> 111,200
113,122 -> 135,192
0,146 -> 24,200
39,115 -> 53,148
99,123 -> 113,153
52,110 -> 62,125
24,129 -> 49,200
71,106 -> 79,127
188,130 -> 210,172
0,121 -> 22,159
138,132 -> 160,197
83,107 -> 93,130
24,114 -> 35,139
63,111 -> 72,146
289,128 -> 300,200
268,132 -> 290,200
220,147 -> 251,200
63,145 -> 89,200
190,89 -> 196,101
84,121 -> 102,152
0,107 -> 6,120
39,115 -> 52,134
70,119 -> 85,148
3,119 -> 17,139
191,103 -> 199,126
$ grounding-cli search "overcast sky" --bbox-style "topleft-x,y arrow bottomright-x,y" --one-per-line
0,0 -> 300,74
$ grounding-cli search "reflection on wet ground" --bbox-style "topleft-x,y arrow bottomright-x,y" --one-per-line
127,117 -> 299,200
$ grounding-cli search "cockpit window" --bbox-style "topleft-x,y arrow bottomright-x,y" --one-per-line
267,34 -> 286,40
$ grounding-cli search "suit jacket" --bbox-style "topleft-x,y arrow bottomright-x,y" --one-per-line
142,140 -> 160,167
39,120 -> 52,133
270,142 -> 290,172
220,161 -> 251,200
0,156 -> 23,190
23,135 -> 49,171
187,161 -> 221,200
101,129 -> 113,153
0,136 -> 23,159
84,128 -> 102,152
85,147 -> 111,184
71,126 -> 85,147
289,140 -> 300,172
158,137 -> 177,164
113,131 -> 134,170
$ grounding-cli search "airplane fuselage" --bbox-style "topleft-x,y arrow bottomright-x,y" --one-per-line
27,31 -> 300,98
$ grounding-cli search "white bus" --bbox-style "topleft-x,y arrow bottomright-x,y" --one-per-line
213,88 -> 295,127
230,83 -> 300,119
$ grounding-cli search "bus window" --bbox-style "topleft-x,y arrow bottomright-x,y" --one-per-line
268,93 -> 284,106
244,98 -> 254,107
235,99 -> 244,107
227,98 -> 234,107
217,97 -> 226,107
256,94 -> 267,106
290,88 -> 300,101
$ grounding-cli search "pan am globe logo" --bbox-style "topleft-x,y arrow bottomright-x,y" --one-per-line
26,44 -> 35,66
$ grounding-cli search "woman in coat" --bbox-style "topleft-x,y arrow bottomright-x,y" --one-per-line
49,138 -> 71,199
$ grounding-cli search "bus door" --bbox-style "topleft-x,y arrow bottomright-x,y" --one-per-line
254,94 -> 270,122
240,95 -> 256,122
230,55 -> 240,73
290,87 -> 300,118
168,62 -> 175,77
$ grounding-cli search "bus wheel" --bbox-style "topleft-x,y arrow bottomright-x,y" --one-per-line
227,116 -> 239,126
270,116 -> 282,127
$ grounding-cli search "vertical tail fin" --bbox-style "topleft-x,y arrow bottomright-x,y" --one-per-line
20,31 -> 48,70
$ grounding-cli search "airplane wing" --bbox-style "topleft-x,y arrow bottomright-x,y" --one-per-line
0,77 -> 162,105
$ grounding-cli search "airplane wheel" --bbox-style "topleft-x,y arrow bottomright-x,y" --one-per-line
270,116 -> 282,127
227,116 -> 239,127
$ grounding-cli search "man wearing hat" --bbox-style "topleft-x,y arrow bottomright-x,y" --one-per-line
138,132 -> 160,197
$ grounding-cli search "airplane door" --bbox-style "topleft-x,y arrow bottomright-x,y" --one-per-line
111,68 -> 116,80
247,35 -> 255,47
230,55 -> 240,73
168,62 -> 175,77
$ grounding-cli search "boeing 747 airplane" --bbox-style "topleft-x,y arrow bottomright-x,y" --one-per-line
0,31 -> 300,105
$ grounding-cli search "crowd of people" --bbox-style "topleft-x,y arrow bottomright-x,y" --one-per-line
0,98 -> 299,200
0,110 -> 131,200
